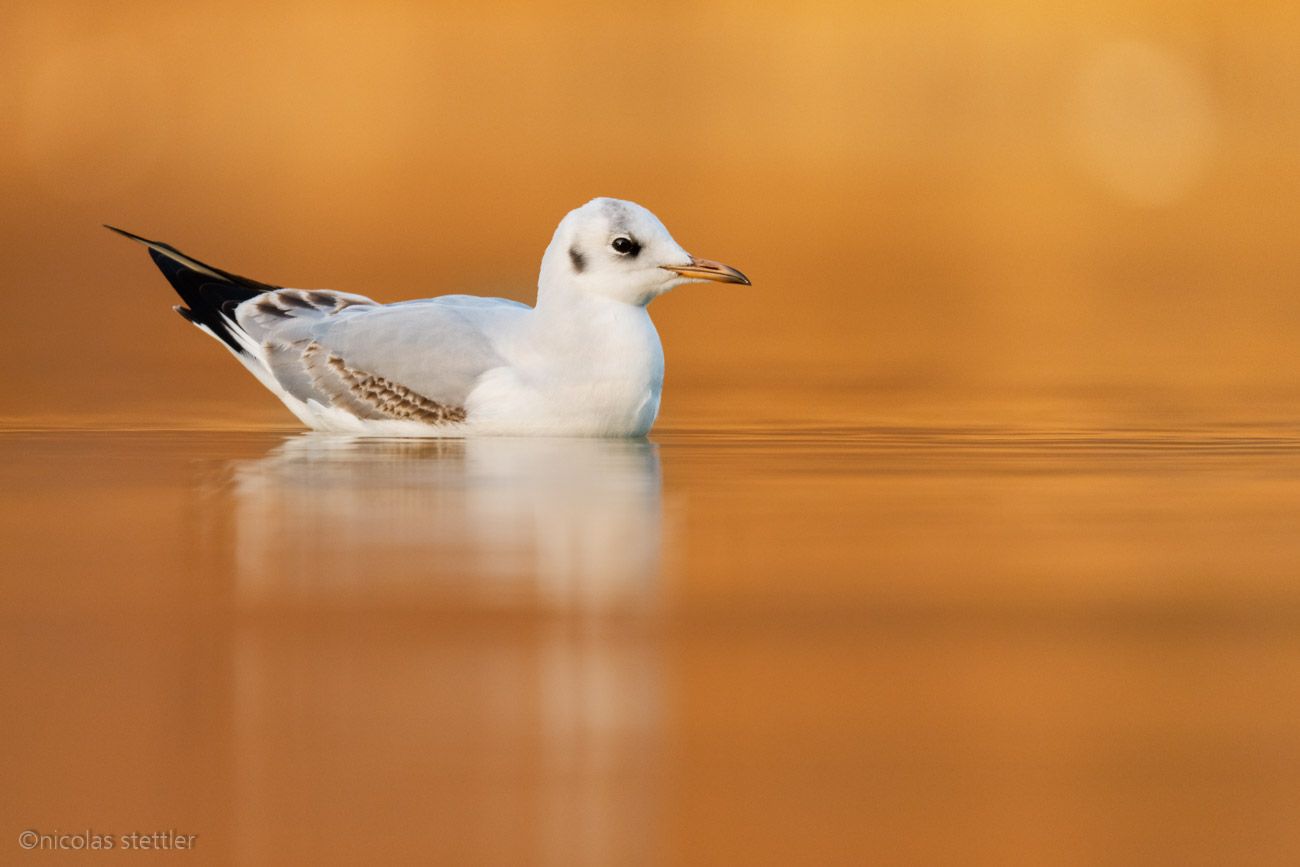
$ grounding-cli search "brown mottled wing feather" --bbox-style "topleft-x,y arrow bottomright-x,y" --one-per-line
235,290 -> 523,423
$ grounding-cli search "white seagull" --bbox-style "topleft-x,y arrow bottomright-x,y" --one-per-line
108,198 -> 749,437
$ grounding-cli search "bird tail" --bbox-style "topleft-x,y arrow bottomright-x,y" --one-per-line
104,225 -> 279,353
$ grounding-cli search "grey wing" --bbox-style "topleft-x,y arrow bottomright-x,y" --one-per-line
235,290 -> 527,423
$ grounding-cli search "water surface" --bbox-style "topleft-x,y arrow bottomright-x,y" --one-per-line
4,421 -> 1300,864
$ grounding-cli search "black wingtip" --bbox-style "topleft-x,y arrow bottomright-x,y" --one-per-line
104,224 -> 153,244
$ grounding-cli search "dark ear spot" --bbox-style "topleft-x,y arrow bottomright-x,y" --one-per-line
569,246 -> 585,273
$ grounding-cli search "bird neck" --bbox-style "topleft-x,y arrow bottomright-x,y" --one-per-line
528,280 -> 660,370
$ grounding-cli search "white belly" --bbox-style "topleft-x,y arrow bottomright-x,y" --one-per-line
465,365 -> 662,437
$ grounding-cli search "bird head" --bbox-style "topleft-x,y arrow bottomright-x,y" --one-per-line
540,197 -> 750,307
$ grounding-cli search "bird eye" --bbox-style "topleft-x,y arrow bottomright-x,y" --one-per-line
611,236 -> 639,256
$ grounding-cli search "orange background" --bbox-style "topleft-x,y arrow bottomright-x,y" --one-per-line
2,1 -> 1298,424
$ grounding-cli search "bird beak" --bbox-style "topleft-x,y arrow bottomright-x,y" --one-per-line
660,257 -> 751,285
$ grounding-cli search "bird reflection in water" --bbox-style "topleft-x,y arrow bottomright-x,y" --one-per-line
227,434 -> 665,608
223,435 -> 667,863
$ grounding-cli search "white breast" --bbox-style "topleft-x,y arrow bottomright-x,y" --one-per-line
466,300 -> 665,437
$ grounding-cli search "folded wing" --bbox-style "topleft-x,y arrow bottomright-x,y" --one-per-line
236,291 -> 529,424
109,225 -> 528,428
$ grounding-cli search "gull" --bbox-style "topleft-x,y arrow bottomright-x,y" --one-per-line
107,198 -> 749,436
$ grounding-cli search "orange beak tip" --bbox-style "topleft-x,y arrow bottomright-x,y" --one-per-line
660,257 -> 751,286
